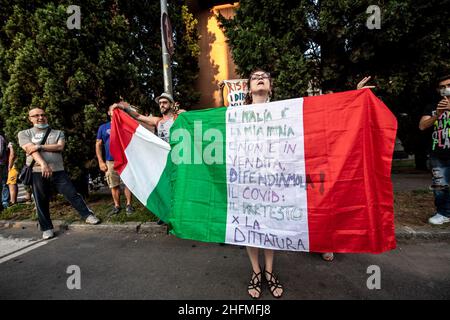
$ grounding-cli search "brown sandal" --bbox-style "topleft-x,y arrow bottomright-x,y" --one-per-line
264,270 -> 283,298
247,271 -> 262,299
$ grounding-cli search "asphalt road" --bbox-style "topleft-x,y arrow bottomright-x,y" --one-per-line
0,226 -> 449,300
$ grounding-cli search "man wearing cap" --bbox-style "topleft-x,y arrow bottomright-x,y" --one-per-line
114,93 -> 184,143
112,93 -> 185,225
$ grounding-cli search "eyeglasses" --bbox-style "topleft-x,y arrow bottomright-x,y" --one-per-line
250,73 -> 270,81
29,114 -> 46,118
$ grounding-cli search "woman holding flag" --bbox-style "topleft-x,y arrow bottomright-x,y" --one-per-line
243,68 -> 284,299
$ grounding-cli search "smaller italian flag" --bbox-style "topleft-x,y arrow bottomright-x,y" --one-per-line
110,89 -> 397,254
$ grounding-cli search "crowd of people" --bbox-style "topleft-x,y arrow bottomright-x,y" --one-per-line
0,70 -> 448,298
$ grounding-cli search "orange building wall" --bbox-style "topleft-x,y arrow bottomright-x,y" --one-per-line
193,3 -> 239,108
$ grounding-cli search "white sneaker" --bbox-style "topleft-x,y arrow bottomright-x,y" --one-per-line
85,214 -> 100,225
42,229 -> 54,240
428,213 -> 450,225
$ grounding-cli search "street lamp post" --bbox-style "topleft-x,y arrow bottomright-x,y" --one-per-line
160,0 -> 173,96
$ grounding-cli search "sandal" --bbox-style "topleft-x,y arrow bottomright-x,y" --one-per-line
321,252 -> 334,262
264,270 -> 283,298
247,271 -> 262,299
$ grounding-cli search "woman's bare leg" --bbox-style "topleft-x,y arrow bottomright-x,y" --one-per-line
246,246 -> 262,298
263,249 -> 283,297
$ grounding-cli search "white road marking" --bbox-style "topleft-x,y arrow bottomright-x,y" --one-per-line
0,235 -> 56,264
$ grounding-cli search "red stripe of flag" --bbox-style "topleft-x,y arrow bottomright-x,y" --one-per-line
110,109 -> 139,174
303,89 -> 397,253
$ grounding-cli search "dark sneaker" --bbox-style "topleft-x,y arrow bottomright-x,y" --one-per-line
126,205 -> 135,216
111,206 -> 121,215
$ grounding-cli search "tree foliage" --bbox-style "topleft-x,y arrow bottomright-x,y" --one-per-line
0,0 -> 200,181
219,0 -> 449,167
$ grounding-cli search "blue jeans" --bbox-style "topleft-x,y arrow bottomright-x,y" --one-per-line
0,164 -> 9,208
430,157 -> 450,218
32,171 -> 93,231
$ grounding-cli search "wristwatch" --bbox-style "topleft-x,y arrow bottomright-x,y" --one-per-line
38,145 -> 43,152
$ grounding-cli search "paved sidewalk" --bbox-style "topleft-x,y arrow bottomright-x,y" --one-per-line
391,172 -> 430,192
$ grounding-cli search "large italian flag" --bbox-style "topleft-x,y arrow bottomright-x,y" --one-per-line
110,89 -> 397,253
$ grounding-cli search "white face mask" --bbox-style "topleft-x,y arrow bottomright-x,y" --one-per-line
440,87 -> 450,97
34,124 -> 49,129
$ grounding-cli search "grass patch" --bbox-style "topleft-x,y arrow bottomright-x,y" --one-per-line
0,203 -> 36,221
391,159 -> 429,174
0,191 -> 158,224
394,190 -> 435,227
392,159 -> 415,168
411,189 -> 432,195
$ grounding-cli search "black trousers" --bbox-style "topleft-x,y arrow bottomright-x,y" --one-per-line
32,171 -> 93,231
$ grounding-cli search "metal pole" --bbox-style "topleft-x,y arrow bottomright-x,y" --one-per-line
160,0 -> 173,95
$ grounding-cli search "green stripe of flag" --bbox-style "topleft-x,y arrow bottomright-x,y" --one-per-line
146,152 -> 172,224
168,107 -> 228,243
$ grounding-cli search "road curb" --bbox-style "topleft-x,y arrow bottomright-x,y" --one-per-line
0,220 -> 167,235
1,220 -> 449,240
395,225 -> 450,240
